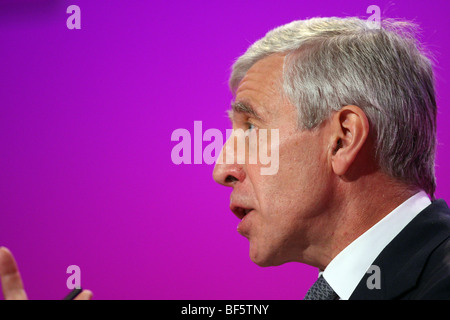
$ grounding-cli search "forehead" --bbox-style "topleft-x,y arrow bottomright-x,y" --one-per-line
236,53 -> 285,97
233,53 -> 289,121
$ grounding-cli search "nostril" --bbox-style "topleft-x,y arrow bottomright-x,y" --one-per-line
225,175 -> 239,183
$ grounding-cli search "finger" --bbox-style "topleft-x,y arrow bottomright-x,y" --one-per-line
0,247 -> 28,300
74,289 -> 93,300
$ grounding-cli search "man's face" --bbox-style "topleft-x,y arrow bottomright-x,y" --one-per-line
213,54 -> 335,267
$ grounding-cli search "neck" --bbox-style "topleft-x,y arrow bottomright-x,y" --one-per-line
308,173 -> 420,270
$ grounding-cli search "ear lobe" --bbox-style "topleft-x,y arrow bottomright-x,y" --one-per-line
331,106 -> 370,177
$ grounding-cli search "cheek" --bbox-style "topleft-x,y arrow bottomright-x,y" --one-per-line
256,138 -> 329,220
280,132 -> 329,187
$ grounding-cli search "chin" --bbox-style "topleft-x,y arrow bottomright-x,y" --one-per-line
249,242 -> 284,267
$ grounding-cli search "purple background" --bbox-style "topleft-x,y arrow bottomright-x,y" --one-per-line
0,0 -> 449,300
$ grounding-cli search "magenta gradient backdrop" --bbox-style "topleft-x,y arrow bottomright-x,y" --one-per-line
1,0 -> 449,300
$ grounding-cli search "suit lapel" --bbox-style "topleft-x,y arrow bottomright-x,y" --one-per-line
350,199 -> 450,300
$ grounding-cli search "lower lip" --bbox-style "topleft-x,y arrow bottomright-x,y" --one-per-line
237,210 -> 254,235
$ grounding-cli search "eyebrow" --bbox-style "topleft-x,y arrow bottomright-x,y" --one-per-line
228,101 -> 262,121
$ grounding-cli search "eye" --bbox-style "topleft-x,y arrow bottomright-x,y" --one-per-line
246,122 -> 255,131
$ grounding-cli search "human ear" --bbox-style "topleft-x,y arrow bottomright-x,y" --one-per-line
330,105 -> 370,176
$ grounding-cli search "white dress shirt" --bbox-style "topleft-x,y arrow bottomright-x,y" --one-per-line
322,191 -> 432,300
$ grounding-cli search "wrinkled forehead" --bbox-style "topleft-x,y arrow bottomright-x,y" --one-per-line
235,53 -> 286,94
232,53 -> 298,126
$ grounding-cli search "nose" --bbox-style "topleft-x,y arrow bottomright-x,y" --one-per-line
213,136 -> 246,187
213,161 -> 246,187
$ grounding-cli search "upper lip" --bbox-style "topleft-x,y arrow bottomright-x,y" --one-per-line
230,204 -> 254,220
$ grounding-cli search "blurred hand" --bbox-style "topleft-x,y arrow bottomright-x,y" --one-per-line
0,246 -> 92,300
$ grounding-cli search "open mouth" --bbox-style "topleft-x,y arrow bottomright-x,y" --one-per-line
231,206 -> 254,220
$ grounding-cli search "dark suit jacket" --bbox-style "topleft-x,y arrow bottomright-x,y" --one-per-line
349,199 -> 450,300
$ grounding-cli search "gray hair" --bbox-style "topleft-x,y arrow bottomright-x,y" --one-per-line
229,17 -> 437,199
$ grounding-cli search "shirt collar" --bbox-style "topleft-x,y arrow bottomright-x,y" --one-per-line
322,191 -> 431,300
